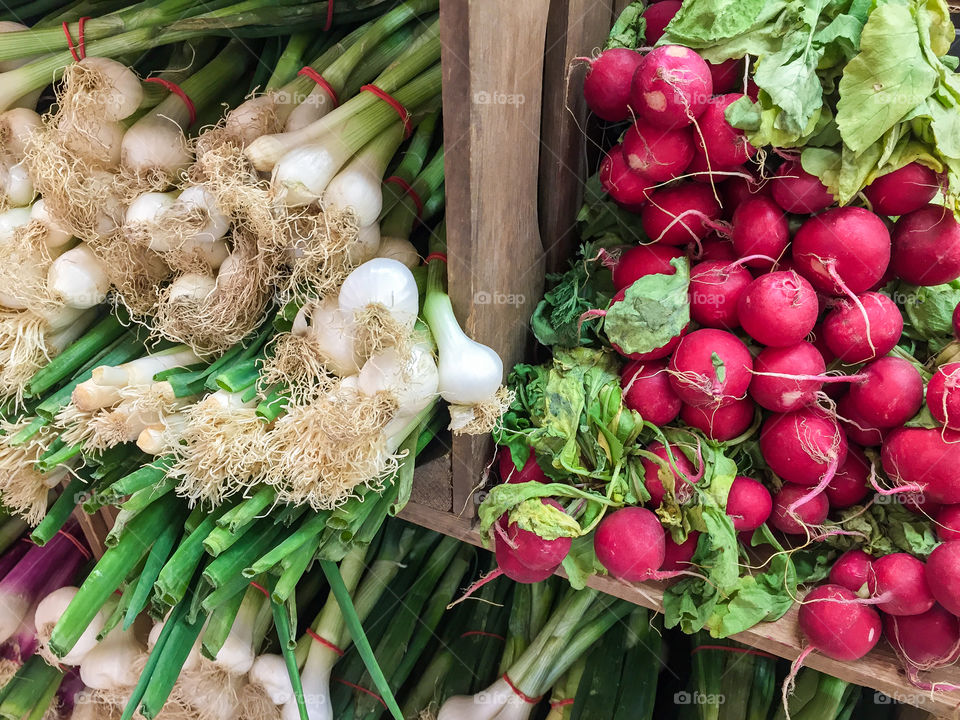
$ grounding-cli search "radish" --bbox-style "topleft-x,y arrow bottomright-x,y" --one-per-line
795,584 -> 881,661
903,492 -> 941,517
749,342 -> 826,413
825,447 -> 870,509
582,48 -> 645,122
837,394 -> 885,447
725,476 -> 772,532
811,323 -> 836,364
612,244 -> 683,291
881,428 -> 960,504
621,358 -> 682,425
690,93 -> 756,169
708,59 -> 743,94
662,531 -> 700,571
846,357 -> 923,428
642,1 -> 681,44
926,541 -> 960,616
829,549 -> 873,593
622,121 -> 694,182
759,408 -> 848,487
593,507 -> 688,581
495,499 -> 572,572
821,292 -> 903,364
721,173 -> 771,217
697,236 -> 737,261
631,45 -> 713,130
667,328 -> 753,407
884,605 -> 960,690
688,260 -> 752,329
680,398 -> 754,441
770,484 -> 829,534
926,362 -> 960,431
867,553 -> 935,616
493,535 -> 557,584
641,182 -> 722,246
891,204 -> 960,285
791,207 -> 890,296
863,162 -> 940,217
770,160 -> 833,214
641,441 -> 697,506
498,446 -> 548,485
738,271 -> 819,347
954,303 -> 960,339
730,196 -> 790,270
936,505 -> 960,541
600,143 -> 653,209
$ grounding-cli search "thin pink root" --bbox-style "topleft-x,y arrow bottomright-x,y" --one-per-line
653,208 -> 722,244
447,569 -> 505,610
827,263 -> 876,358
645,568 -> 706,582
787,454 -> 840,518
727,254 -> 778,270
868,463 -> 924,496
749,371 -> 868,384
781,645 -> 816,720
809,528 -> 868,542
577,308 -> 607,334
595,247 -> 620,269
493,519 -> 518,550
906,666 -> 960,693
855,591 -> 895,606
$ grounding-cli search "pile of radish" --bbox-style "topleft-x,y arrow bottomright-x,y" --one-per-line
482,7 -> 960,698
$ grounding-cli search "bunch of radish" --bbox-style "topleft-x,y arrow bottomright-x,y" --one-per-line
488,35 -> 960,695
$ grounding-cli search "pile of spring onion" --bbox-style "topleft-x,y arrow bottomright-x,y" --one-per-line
0,1 -> 514,718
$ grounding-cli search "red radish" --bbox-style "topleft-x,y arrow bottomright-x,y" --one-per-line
721,174 -> 771,216
791,207 -> 890,296
891,204 -> 960,285
725,476 -> 773,532
926,541 -> 960,616
881,428 -> 960,504
825,447 -> 870,509
600,144 -> 653,209
684,148 -> 744,183
903,492 -> 941,517
821,292 -> 903,364
759,408 -> 848,487
936,505 -> 960,541
493,534 -> 557,583
866,553 -> 935,616
697,236 -> 737,261
631,45 -> 713,130
641,182 -> 722,246
738,271 -> 819,347
667,328 -> 753,407
770,160 -> 834,214
611,244 -> 683,291
498,446 -> 548,485
496,499 -> 571,571
622,121 -> 694,182
582,48 -> 645,122
796,584 -> 882,661
925,362 -> 960,431
829,549 -> 873,593
708,59 -> 743,94
690,93 -> 756,169
837,394 -> 885,447
846,357 -> 923,428
594,507 -> 691,582
749,342 -> 825,413
641,441 -> 697,506
621,358 -> 682,425
863,162 -> 940,217
810,323 -> 836,364
954,303 -> 960,338
730,196 -> 790,270
688,260 -> 752,329
680,398 -> 754,441
770,484 -> 829,534
884,605 -> 960,689
662,531 -> 700,571
642,0 -> 681,44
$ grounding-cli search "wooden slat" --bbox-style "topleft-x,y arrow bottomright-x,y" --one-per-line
440,0 -> 550,518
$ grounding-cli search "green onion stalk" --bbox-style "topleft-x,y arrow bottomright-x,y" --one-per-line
687,633 -> 777,720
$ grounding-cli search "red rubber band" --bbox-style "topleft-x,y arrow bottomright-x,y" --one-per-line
501,674 -> 541,704
334,678 -> 385,708
423,252 -> 447,265
324,0 -> 334,31
692,644 -> 777,660
360,84 -> 412,139
384,176 -> 424,218
57,530 -> 90,560
62,17 -> 90,62
143,77 -> 197,126
551,699 -> 575,709
249,582 -> 270,597
306,628 -> 344,656
460,630 -> 505,641
297,67 -> 338,108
